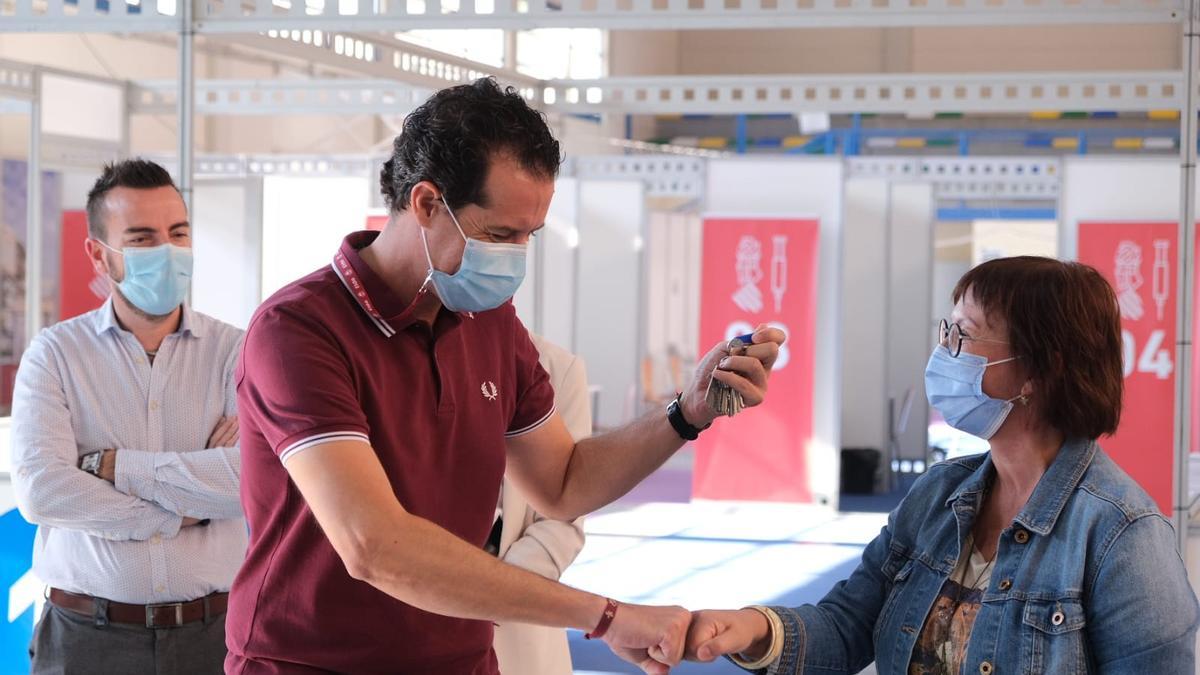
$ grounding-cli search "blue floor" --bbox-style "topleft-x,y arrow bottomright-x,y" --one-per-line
555,449 -> 905,674
562,499 -> 893,674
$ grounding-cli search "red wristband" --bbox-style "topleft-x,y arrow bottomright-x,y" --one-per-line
584,598 -> 619,640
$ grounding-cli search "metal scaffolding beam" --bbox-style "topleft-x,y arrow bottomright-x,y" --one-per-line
205,32 -> 539,91
0,0 -> 181,32
132,71 -> 1189,117
190,0 -> 1190,33
569,155 -> 708,199
129,78 -> 444,115
0,60 -> 36,102
0,0 -> 1184,33
541,71 -> 1185,115
846,157 -> 1061,200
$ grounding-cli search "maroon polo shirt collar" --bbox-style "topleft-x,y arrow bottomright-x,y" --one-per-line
331,230 -> 463,337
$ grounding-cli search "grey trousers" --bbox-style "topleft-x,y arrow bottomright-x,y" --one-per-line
28,601 -> 227,675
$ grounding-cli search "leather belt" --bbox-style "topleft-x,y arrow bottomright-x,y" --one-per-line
48,588 -> 228,629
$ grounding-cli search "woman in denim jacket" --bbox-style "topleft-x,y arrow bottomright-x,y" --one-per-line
685,256 -> 1199,675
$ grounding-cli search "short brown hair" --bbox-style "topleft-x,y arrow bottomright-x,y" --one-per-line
953,256 -> 1123,439
86,159 -> 178,240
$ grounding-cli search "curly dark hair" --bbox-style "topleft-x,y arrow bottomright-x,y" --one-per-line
380,78 -> 562,213
953,256 -> 1124,440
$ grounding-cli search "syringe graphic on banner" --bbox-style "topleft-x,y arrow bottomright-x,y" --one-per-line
771,235 -> 788,314
1152,239 -> 1170,322
732,236 -> 764,313
1114,241 -> 1145,321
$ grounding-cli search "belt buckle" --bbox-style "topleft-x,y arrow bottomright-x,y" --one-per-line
145,602 -> 184,629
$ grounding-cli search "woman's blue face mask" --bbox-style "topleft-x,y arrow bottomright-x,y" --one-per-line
924,344 -> 1022,440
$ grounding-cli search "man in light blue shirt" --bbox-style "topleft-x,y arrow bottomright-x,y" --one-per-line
10,159 -> 245,675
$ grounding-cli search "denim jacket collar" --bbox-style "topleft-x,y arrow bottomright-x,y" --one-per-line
944,437 -> 1097,536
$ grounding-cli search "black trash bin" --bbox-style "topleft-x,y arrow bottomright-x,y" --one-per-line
840,447 -> 880,494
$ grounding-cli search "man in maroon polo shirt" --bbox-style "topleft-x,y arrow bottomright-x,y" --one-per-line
226,78 -> 786,675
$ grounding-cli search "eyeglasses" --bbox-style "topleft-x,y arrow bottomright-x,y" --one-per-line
938,319 -> 1010,358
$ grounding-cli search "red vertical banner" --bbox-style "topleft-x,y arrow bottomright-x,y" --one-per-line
692,217 -> 819,502
1078,222 -> 1177,515
365,215 -> 388,232
59,210 -> 107,321
0,364 -> 15,410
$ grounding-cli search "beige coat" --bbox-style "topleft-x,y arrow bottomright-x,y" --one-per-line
492,334 -> 591,675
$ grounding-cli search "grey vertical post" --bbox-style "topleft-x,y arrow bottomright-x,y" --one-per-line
1174,0 -> 1198,553
24,71 -> 43,346
178,0 -> 195,214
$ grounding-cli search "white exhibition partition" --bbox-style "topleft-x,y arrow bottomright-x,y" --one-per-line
540,177 -> 580,352
1060,157 -> 1191,258
192,179 -> 263,329
842,178 -> 890,457
705,157 -> 842,508
888,183 -> 935,468
513,176 -> 579,354
260,175 -> 370,301
39,74 -> 124,145
575,180 -> 645,430
645,210 -> 703,399
512,235 -> 538,328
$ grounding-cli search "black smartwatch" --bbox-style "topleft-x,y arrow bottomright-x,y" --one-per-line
667,393 -> 710,441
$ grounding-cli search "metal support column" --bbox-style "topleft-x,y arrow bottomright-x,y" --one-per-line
24,71 -> 43,346
122,81 -> 134,159
1174,0 -> 1198,553
178,0 -> 195,213
503,31 -> 518,72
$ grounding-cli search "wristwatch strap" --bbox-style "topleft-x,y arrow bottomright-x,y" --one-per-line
667,393 -> 709,441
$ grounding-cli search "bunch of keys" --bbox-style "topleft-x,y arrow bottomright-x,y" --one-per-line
704,333 -> 753,418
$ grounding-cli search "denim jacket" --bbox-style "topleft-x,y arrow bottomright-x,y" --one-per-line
755,439 -> 1199,675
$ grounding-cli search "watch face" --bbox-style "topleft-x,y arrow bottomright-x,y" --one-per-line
81,452 -> 101,473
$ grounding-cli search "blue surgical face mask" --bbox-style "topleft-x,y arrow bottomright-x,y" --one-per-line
924,345 -> 1022,440
98,241 -> 193,317
419,196 -> 527,313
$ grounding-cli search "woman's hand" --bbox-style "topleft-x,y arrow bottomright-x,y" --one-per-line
685,608 -> 772,663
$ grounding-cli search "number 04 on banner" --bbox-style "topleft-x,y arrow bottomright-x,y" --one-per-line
1123,329 -> 1174,380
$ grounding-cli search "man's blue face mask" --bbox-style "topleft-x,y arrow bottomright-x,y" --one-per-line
97,240 -> 193,317
419,196 -> 527,314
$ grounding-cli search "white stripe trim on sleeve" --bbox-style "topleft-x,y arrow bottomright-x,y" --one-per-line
280,431 -> 371,464
505,405 -> 557,438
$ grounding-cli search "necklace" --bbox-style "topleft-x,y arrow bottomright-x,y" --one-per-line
954,534 -> 996,606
